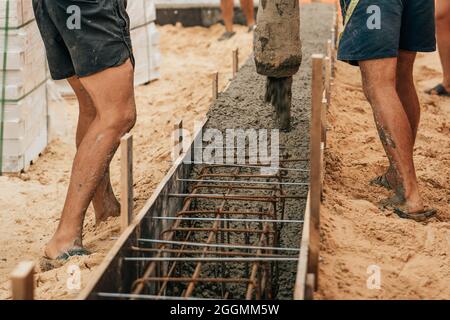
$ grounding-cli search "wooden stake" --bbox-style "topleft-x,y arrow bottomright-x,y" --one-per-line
11,261 -> 35,300
173,119 -> 183,157
308,54 -> 324,290
120,133 -> 133,232
232,48 -> 239,78
212,72 -> 219,102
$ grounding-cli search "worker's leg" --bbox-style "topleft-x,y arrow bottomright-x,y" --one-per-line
359,58 -> 424,213
434,0 -> 450,92
377,50 -> 420,188
219,0 -> 236,40
45,60 -> 136,259
396,50 -> 420,141
240,0 -> 255,29
67,77 -> 120,224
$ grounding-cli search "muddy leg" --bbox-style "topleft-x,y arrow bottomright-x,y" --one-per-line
45,60 -> 136,259
359,57 -> 424,212
68,77 -> 120,224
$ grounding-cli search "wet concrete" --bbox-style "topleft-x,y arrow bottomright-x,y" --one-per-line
169,3 -> 335,300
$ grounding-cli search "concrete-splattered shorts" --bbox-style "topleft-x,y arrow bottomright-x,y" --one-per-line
338,0 -> 436,66
33,0 -> 134,80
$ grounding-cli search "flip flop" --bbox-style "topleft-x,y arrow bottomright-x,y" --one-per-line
218,31 -> 236,41
394,207 -> 437,222
56,247 -> 91,261
425,84 -> 450,97
370,174 -> 392,190
40,248 -> 91,272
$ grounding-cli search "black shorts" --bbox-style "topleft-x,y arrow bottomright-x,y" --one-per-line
338,0 -> 436,66
33,0 -> 134,80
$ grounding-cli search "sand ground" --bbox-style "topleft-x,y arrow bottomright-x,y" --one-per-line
0,24 -> 253,300
317,52 -> 450,299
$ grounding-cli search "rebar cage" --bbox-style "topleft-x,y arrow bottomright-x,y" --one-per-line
98,153 -> 308,300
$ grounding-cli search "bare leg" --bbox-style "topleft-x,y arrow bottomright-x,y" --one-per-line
360,58 -> 424,213
45,60 -> 136,259
396,50 -> 420,141
374,50 -> 422,187
67,77 -> 120,224
240,0 -> 255,28
220,0 -> 235,37
435,0 -> 450,91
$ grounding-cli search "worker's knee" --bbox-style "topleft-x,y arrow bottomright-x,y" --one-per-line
105,103 -> 136,136
361,75 -> 396,104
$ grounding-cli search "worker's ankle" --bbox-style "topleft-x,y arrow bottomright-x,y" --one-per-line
403,193 -> 424,213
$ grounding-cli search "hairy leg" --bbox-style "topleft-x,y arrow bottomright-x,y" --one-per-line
359,58 -> 423,212
436,0 -> 450,90
45,60 -> 136,259
67,77 -> 120,224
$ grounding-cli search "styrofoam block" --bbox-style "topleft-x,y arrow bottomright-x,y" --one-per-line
128,0 -> 146,29
0,0 -> 34,29
145,0 -> 156,22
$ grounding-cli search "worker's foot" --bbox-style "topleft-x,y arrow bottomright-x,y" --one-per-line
248,24 -> 256,33
218,31 -> 236,41
93,194 -> 120,225
44,234 -> 89,261
425,83 -> 450,97
379,193 -> 434,222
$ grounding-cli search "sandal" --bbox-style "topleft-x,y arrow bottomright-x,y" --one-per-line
370,174 -> 392,190
425,84 -> 450,97
40,247 -> 91,272
394,207 -> 437,222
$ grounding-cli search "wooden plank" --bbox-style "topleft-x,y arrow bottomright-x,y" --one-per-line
212,72 -> 219,101
77,117 -> 208,300
323,53 -> 331,146
232,48 -> 239,78
120,133 -> 134,233
305,273 -> 316,300
308,54 -> 324,290
294,191 -> 311,300
11,261 -> 34,300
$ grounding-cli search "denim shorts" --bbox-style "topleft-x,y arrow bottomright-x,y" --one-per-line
33,0 -> 134,80
338,0 -> 436,66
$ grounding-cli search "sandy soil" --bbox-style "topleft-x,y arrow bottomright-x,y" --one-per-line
0,23 -> 253,300
317,52 -> 450,299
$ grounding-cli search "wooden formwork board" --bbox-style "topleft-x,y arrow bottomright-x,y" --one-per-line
294,31 -> 336,299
